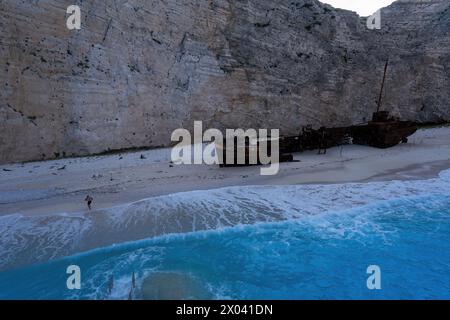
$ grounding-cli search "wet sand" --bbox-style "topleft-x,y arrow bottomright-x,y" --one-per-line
1,126 -> 450,216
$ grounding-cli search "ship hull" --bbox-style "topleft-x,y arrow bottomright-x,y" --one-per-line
351,121 -> 418,149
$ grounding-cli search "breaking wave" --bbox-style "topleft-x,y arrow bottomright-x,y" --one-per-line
0,193 -> 449,299
0,169 -> 449,272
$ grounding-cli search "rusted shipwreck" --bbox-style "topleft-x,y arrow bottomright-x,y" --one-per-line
350,59 -> 417,148
351,111 -> 417,148
216,135 -> 294,168
286,59 -> 417,151
218,59 -> 418,167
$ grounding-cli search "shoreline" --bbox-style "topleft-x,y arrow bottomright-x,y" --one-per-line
1,163 -> 449,272
1,127 -> 450,216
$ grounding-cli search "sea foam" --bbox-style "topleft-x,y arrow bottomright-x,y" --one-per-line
0,169 -> 449,271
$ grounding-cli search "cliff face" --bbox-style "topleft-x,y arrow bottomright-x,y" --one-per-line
1,0 -> 449,163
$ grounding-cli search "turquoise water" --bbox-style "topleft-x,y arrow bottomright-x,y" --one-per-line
0,195 -> 449,300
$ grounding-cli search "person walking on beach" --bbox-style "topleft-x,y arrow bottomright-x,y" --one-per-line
85,195 -> 93,210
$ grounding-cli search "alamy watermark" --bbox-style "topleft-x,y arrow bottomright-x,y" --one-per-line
66,265 -> 81,290
367,10 -> 382,30
367,265 -> 382,290
66,5 -> 81,30
65,264 -> 383,294
171,121 -> 280,176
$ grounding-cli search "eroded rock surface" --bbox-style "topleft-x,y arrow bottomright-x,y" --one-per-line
1,0 -> 449,163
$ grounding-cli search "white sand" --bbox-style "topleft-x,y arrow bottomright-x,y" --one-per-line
1,126 -> 450,216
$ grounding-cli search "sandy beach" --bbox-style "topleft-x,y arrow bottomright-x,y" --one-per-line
2,0 -> 450,301
1,126 -> 450,217
1,126 -> 450,295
